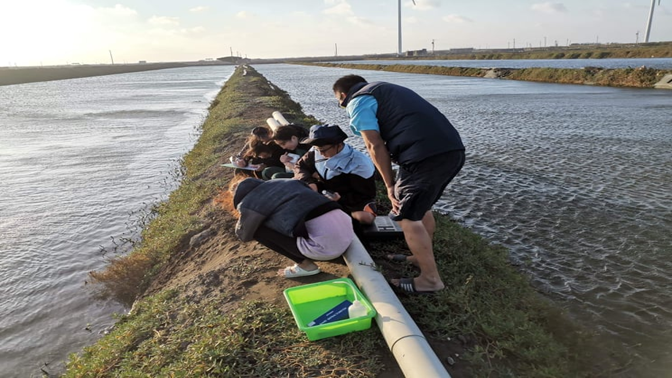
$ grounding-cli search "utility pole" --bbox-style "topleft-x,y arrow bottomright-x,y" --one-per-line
335,43 -> 338,57
513,38 -> 516,49
109,50 -> 114,64
544,36 -> 547,47
636,31 -> 640,44
431,39 -> 435,55
230,47 -> 233,57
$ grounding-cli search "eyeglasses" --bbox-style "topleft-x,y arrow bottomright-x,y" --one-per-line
316,144 -> 335,154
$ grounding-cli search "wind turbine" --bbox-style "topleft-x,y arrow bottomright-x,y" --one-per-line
398,0 -> 416,56
644,0 -> 661,43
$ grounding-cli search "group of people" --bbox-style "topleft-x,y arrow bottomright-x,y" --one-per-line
231,75 -> 465,294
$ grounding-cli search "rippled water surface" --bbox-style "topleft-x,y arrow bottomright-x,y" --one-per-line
0,65 -> 233,377
337,57 -> 672,69
257,64 -> 672,376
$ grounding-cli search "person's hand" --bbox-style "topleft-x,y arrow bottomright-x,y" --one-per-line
234,158 -> 247,167
254,163 -> 265,172
308,183 -> 318,192
279,152 -> 290,164
387,186 -> 400,214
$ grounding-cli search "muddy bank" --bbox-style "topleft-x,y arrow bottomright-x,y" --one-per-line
0,62 -> 230,86
305,62 -> 672,89
63,65 -> 620,377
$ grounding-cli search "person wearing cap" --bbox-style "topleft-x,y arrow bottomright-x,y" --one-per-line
232,177 -> 354,278
295,124 -> 377,226
333,74 -> 465,294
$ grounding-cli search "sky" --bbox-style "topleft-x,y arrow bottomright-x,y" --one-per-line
1,0 -> 671,66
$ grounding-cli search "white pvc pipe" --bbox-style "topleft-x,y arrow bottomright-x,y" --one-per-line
343,237 -> 451,378
266,117 -> 280,132
272,111 -> 290,126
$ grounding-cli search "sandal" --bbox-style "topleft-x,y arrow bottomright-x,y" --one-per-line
281,264 -> 321,278
391,277 -> 436,295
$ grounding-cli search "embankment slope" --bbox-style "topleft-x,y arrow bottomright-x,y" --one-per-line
63,65 -> 620,378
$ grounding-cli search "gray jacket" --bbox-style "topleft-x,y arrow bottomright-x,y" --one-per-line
234,178 -> 338,241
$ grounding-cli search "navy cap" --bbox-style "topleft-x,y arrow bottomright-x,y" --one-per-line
301,124 -> 348,146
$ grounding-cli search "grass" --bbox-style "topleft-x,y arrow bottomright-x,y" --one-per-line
304,62 -> 672,89
367,216 -> 610,377
391,42 -> 672,61
68,65 -> 620,377
65,291 -> 385,377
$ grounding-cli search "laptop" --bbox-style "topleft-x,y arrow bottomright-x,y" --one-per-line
361,215 -> 404,240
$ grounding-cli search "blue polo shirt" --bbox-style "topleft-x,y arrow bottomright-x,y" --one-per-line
346,95 -> 379,135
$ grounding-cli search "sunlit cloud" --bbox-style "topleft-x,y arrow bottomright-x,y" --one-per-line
347,16 -> 375,27
531,2 -> 568,14
410,0 -> 441,11
189,6 -> 209,13
148,16 -> 180,26
324,0 -> 353,15
442,14 -> 473,23
236,11 -> 254,19
98,4 -> 137,17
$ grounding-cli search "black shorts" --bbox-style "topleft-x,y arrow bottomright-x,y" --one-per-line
391,150 -> 465,222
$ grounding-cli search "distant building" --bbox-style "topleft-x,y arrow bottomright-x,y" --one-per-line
138,60 -> 147,64
405,48 -> 428,57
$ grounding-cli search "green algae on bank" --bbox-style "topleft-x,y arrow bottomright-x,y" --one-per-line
66,65 -> 620,377
304,62 -> 672,89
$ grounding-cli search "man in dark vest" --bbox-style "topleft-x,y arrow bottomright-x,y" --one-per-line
333,74 -> 465,294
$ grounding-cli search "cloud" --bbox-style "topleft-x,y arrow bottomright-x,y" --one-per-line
406,16 -> 419,24
347,16 -> 375,27
410,0 -> 441,11
442,14 -> 473,23
531,2 -> 568,14
97,4 -> 137,17
324,0 -> 353,15
189,6 -> 209,13
148,16 -> 180,26
236,11 -> 254,19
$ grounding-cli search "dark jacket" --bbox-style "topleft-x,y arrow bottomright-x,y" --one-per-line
343,81 -> 464,165
295,150 -> 376,213
234,178 -> 340,241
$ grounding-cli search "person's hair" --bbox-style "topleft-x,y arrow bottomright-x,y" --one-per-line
333,75 -> 367,94
251,126 -> 271,138
272,125 -> 309,142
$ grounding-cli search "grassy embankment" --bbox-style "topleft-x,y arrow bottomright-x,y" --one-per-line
402,41 -> 672,61
302,63 -> 672,88
65,65 -> 616,377
0,62 -> 230,86
305,62 -> 672,89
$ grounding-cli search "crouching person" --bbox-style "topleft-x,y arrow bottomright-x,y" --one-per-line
296,124 -> 377,225
232,177 -> 354,277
